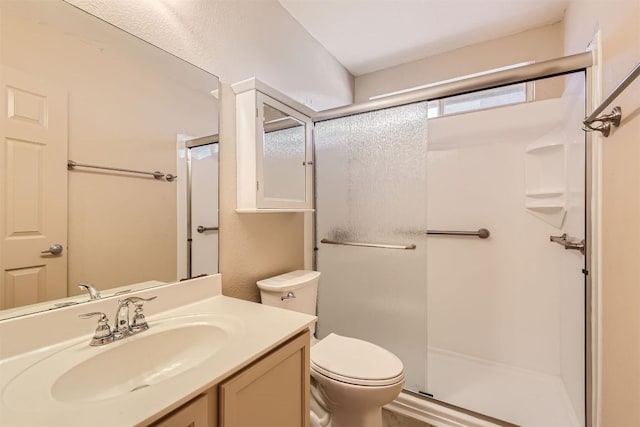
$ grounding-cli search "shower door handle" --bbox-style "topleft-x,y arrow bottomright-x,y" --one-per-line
549,234 -> 585,255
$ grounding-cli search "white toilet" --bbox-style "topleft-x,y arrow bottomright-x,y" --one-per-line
257,270 -> 405,427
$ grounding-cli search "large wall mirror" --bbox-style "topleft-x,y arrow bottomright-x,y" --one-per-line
0,0 -> 219,319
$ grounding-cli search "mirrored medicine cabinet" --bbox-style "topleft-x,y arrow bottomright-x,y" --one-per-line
233,78 -> 314,212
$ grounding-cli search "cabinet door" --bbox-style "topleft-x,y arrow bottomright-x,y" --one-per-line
219,331 -> 310,427
151,393 -> 211,427
256,92 -> 313,210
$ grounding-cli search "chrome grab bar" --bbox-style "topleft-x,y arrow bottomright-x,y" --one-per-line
550,233 -> 585,255
197,225 -> 219,233
320,238 -> 416,250
67,160 -> 177,182
427,228 -> 490,239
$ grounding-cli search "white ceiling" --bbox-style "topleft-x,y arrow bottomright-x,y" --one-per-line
278,0 -> 569,76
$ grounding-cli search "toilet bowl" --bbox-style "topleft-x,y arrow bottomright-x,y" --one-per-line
257,270 -> 405,427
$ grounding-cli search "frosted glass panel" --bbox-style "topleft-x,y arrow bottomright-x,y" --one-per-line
315,102 -> 429,393
263,126 -> 306,199
263,104 -> 306,201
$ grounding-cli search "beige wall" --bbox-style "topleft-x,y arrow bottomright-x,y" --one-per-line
354,22 -> 564,103
564,1 -> 640,426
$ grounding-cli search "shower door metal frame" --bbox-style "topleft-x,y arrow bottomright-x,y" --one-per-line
311,51 -> 596,427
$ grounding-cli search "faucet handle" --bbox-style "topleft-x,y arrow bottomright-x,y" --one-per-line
79,312 -> 114,346
127,296 -> 157,332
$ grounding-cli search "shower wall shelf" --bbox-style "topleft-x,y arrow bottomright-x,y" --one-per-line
524,204 -> 565,212
525,190 -> 565,198
524,132 -> 567,228
524,143 -> 564,154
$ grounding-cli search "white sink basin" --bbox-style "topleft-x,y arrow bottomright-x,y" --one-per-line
2,313 -> 244,407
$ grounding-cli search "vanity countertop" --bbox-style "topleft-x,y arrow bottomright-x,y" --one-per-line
0,274 -> 316,426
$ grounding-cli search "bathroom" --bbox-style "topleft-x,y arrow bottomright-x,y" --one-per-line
0,0 -> 639,426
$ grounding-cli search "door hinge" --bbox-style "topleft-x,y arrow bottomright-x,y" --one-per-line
256,180 -> 259,191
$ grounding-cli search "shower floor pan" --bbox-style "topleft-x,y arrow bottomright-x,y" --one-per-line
426,348 -> 581,427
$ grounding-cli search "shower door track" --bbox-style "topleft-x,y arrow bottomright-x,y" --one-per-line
311,51 -> 596,427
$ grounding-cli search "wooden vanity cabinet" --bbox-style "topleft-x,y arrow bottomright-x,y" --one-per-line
151,391 -> 215,427
148,330 -> 310,427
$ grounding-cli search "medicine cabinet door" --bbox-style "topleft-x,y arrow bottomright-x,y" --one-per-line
256,92 -> 312,210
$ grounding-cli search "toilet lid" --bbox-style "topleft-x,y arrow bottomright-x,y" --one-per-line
311,333 -> 405,386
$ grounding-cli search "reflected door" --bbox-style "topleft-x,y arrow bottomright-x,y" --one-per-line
0,67 -> 68,309
314,102 -> 429,393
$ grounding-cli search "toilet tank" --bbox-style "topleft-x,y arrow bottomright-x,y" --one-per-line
256,270 -> 320,316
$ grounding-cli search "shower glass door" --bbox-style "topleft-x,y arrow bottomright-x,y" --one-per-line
314,102 -> 429,393
314,72 -> 587,427
425,73 -> 586,427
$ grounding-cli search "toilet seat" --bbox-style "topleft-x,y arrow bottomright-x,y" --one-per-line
311,333 -> 405,387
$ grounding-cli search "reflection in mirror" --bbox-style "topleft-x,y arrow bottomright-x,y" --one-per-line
186,136 -> 219,278
0,0 -> 219,319
262,103 -> 307,201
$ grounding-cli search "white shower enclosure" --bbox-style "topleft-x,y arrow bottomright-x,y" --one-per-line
314,72 -> 586,427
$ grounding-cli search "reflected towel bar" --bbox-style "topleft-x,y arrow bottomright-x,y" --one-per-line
320,238 -> 416,250
427,228 -> 490,239
67,160 -> 176,182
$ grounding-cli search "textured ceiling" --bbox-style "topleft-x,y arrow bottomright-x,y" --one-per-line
278,0 -> 568,76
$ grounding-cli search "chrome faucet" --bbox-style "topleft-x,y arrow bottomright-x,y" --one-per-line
80,296 -> 157,346
78,283 -> 101,300
114,298 -> 134,338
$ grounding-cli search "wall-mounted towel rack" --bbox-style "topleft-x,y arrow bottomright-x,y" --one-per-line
583,62 -> 640,137
67,160 -> 177,182
320,238 -> 416,250
427,228 -> 490,239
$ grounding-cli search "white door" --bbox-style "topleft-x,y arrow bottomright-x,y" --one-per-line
190,143 -> 218,276
0,67 -> 68,309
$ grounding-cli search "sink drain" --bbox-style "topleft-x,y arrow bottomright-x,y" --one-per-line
130,384 -> 150,393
